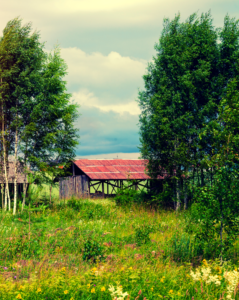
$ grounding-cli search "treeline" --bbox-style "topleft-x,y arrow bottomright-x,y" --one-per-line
138,12 -> 239,210
0,18 -> 79,214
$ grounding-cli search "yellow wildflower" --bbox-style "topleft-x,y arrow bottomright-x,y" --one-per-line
19,286 -> 24,291
70,298 -> 74,300
177,292 -> 181,296
129,267 -> 133,270
16,295 -> 22,300
64,290 -> 69,294
202,259 -> 208,266
151,287 -> 154,291
37,288 -> 42,293
160,278 -> 164,283
61,267 -> 66,272
87,283 -> 91,288
121,267 -> 124,271
91,267 -> 97,272
169,290 -> 173,294
91,288 -> 96,293
101,287 -> 106,292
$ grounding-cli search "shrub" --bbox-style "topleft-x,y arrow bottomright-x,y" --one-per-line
135,225 -> 152,246
82,238 -> 105,262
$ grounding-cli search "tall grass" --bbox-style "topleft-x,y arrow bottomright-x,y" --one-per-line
0,197 -> 239,299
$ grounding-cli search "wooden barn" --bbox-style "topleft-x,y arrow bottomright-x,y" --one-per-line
0,161 -> 29,196
59,159 -> 165,199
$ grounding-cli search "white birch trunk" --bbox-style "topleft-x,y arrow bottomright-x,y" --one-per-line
50,184 -> 52,205
4,183 -> 7,210
2,102 -> 10,212
13,129 -> 18,215
1,183 -> 3,209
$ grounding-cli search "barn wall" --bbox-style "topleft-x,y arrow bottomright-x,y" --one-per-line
59,175 -> 89,199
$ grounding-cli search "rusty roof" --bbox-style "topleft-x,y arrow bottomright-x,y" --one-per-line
74,159 -> 165,180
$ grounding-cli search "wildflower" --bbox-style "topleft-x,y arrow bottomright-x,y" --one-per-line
160,278 -> 164,283
202,259 -> 208,266
64,290 -> 69,294
101,287 -> 106,292
129,267 -> 133,270
87,283 -> 91,288
168,290 -> 173,294
37,288 -> 42,293
121,267 -> 124,271
177,292 -> 181,296
61,267 -> 66,272
151,287 -> 154,291
16,295 -> 22,299
91,288 -> 96,293
109,284 -> 128,299
70,298 -> 74,300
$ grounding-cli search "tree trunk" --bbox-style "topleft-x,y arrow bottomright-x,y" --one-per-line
2,109 -> 10,211
50,184 -> 52,205
219,196 -> 224,265
201,168 -> 204,187
176,178 -> 181,211
1,183 -> 4,209
22,147 -> 28,212
13,129 -> 18,215
4,184 -> 7,210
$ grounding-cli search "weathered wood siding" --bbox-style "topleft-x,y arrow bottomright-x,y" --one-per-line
59,175 -> 89,199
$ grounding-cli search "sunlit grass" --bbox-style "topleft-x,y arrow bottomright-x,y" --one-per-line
0,198 -> 238,299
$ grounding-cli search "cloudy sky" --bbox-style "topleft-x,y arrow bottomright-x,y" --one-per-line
1,0 -> 238,158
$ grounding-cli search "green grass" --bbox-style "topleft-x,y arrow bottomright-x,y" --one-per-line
0,196 -> 238,299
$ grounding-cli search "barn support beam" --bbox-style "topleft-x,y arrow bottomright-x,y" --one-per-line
102,180 -> 104,198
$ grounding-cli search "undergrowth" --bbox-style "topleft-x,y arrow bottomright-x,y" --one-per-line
0,197 -> 239,299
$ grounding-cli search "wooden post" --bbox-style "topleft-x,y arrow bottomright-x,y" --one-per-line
88,179 -> 90,199
102,180 -> 105,199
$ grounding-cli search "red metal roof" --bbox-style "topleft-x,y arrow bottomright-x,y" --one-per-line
74,159 -> 152,180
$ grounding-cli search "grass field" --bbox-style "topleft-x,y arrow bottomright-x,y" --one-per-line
0,197 -> 239,299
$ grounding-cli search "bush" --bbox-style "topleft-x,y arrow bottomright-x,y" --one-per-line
82,238 -> 105,262
115,187 -> 139,207
135,225 -> 153,246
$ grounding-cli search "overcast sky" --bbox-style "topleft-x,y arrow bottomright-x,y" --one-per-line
1,0 -> 238,159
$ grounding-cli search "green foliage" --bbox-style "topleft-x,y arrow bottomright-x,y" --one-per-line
138,11 -> 239,211
190,165 -> 239,260
115,186 -> 139,207
82,238 -> 105,262
67,198 -> 111,220
135,225 -> 152,246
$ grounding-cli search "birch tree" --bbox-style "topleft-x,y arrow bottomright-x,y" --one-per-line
138,12 -> 239,209
0,18 -> 79,213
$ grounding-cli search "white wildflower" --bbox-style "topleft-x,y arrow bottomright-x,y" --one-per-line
108,285 -> 128,300
201,267 -> 211,281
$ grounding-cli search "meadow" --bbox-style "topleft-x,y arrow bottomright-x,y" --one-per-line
1,196 -> 239,300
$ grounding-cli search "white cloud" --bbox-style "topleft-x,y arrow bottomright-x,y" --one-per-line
61,48 -> 147,92
36,0 -> 156,13
72,89 -> 140,115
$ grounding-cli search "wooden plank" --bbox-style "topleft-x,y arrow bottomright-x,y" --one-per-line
102,180 -> 104,198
